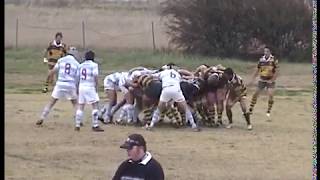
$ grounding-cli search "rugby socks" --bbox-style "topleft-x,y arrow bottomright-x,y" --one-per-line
92,109 -> 99,128
166,108 -> 174,122
75,110 -> 84,127
249,94 -> 258,114
172,107 -> 182,125
185,108 -> 197,128
226,108 -> 233,124
207,107 -> 216,125
118,105 -> 128,123
40,105 -> 51,120
142,107 -> 153,125
149,108 -> 161,128
267,98 -> 274,114
126,104 -> 135,123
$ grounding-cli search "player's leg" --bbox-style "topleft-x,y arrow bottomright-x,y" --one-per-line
36,97 -> 58,126
266,82 -> 276,118
176,100 -> 200,131
147,101 -> 166,129
74,103 -> 85,131
239,96 -> 252,130
248,81 -> 264,114
206,92 -> 217,126
101,89 -> 117,123
216,88 -> 227,126
225,93 -> 237,128
91,101 -> 104,132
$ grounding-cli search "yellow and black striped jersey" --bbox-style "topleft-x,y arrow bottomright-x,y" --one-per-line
137,74 -> 154,89
257,55 -> 279,80
227,74 -> 247,97
46,40 -> 67,61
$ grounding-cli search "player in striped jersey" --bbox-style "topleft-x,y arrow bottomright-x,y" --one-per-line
202,65 -> 228,127
36,47 -> 80,126
42,32 -> 67,93
248,47 -> 279,120
74,50 -> 104,132
114,68 -> 155,125
223,68 -> 252,130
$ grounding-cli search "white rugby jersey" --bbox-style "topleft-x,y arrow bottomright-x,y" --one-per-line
155,69 -> 181,88
53,55 -> 80,88
104,72 -> 128,87
78,60 -> 99,88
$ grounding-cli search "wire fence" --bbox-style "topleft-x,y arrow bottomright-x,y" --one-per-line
8,17 -> 168,51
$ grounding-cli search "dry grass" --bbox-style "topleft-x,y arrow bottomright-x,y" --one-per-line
5,4 -> 169,49
5,92 -> 313,180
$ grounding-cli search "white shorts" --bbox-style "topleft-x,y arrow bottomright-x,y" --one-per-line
159,85 -> 185,103
51,85 -> 77,100
104,79 -> 119,91
78,87 -> 99,104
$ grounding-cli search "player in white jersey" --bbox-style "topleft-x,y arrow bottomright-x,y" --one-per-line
99,71 -> 129,123
146,63 -> 200,131
36,47 -> 80,126
111,68 -> 155,125
74,50 -> 104,132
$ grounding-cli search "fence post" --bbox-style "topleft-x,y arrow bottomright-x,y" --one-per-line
151,21 -> 156,52
16,18 -> 19,49
82,21 -> 86,49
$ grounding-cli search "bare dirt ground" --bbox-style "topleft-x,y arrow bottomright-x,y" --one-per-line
5,83 -> 313,180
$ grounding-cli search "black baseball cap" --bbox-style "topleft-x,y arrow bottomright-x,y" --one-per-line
120,134 -> 146,150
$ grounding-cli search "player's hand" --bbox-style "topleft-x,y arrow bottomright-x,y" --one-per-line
43,58 -> 48,63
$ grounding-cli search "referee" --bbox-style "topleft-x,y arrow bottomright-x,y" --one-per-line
112,134 -> 164,180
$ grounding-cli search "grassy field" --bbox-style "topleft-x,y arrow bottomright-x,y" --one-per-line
5,48 -> 314,179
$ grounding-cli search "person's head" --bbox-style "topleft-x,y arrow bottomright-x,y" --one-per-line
67,46 -> 79,60
55,32 -> 63,44
84,50 -> 95,61
223,67 -> 234,81
161,62 -> 178,70
207,73 -> 220,87
120,134 -> 147,161
264,47 -> 271,57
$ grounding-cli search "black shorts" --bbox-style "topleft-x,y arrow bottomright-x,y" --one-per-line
144,81 -> 162,100
258,81 -> 275,89
180,81 -> 200,102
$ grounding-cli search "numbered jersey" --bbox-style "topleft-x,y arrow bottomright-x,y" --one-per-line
53,55 -> 80,89
78,60 -> 99,88
158,69 -> 181,88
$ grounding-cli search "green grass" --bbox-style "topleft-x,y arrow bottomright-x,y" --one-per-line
5,48 -> 312,95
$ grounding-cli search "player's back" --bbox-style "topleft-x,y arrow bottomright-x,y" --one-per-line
55,55 -> 79,88
78,60 -> 99,88
159,69 -> 181,87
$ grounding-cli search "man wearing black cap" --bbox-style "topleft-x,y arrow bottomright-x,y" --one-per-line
113,134 -> 164,180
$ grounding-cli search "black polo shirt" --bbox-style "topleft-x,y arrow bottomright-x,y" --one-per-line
112,152 -> 164,180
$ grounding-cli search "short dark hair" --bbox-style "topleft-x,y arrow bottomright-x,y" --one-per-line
85,50 -> 95,60
55,32 -> 63,38
224,67 -> 234,76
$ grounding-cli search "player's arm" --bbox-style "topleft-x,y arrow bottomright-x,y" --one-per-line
48,60 -> 60,77
94,66 -> 99,92
270,59 -> 279,82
